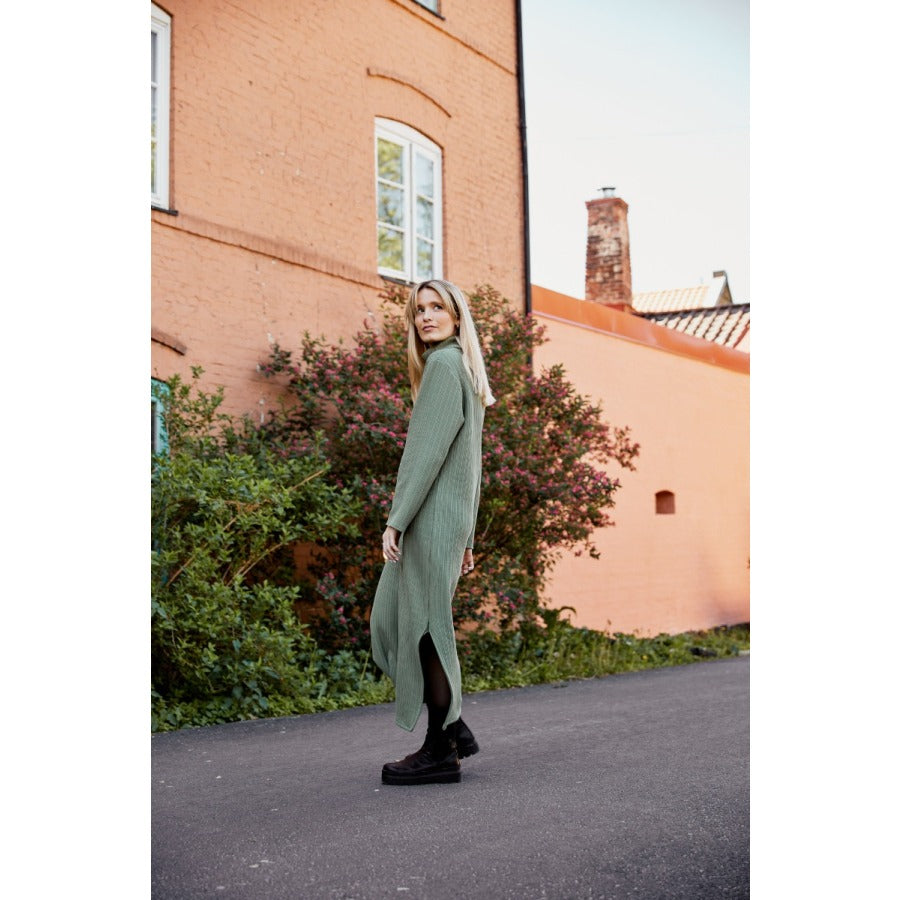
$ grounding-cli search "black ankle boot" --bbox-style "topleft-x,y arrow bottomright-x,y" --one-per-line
416,718 -> 478,758
382,726 -> 461,785
455,718 -> 480,759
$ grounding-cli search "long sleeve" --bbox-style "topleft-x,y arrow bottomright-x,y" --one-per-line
386,353 -> 464,534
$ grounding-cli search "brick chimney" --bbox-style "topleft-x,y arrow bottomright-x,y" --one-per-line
585,189 -> 633,310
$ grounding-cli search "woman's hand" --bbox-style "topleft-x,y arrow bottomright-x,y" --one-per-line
461,548 -> 475,576
382,526 -> 401,563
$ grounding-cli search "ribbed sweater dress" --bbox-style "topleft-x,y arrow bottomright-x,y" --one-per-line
370,336 -> 484,732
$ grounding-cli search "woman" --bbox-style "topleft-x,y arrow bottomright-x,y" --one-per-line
370,279 -> 495,785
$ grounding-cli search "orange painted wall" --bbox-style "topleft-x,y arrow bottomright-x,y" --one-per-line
532,286 -> 750,636
151,0 -> 525,415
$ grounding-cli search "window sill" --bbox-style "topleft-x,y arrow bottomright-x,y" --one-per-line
380,274 -> 416,289
151,204 -> 179,216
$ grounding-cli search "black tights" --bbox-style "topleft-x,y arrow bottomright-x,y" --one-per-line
418,633 -> 451,736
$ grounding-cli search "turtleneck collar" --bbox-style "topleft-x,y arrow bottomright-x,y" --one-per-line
422,335 -> 461,359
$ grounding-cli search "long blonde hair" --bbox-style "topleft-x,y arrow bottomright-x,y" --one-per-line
405,280 -> 495,408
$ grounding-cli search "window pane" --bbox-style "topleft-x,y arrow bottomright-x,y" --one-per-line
416,238 -> 434,279
416,197 -> 433,239
151,87 -> 158,194
150,9 -> 170,207
378,226 -> 405,272
377,138 -> 405,184
378,182 -> 405,227
415,152 -> 434,199
376,122 -> 441,280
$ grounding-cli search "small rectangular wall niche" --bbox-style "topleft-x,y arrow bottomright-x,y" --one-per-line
655,490 -> 675,514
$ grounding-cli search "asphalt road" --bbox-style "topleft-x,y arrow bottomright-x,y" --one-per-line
152,656 -> 749,899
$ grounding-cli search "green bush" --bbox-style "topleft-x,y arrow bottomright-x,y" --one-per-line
151,370 -> 365,730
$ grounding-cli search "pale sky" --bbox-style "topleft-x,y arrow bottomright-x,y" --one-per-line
521,0 -> 750,302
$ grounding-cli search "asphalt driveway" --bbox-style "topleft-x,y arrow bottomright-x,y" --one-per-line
152,655 -> 749,899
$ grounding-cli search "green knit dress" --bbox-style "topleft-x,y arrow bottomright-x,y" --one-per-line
370,336 -> 484,732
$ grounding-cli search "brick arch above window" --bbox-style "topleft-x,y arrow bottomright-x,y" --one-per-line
152,327 -> 187,356
366,68 -> 451,119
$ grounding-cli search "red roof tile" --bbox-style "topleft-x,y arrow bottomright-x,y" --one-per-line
638,304 -> 750,350
632,284 -> 712,313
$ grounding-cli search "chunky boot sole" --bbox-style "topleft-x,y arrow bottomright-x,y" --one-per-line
381,743 -> 461,785
381,765 -> 461,785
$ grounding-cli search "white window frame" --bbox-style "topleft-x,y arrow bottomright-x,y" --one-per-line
375,119 -> 443,282
151,4 -> 172,209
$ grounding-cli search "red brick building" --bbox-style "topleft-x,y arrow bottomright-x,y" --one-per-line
151,0 -> 528,421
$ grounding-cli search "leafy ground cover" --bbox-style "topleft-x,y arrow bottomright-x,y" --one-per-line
151,619 -> 749,732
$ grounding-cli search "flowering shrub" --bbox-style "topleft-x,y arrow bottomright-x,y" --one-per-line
259,284 -> 639,645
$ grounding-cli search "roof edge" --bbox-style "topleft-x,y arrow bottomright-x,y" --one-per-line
531,285 -> 750,374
